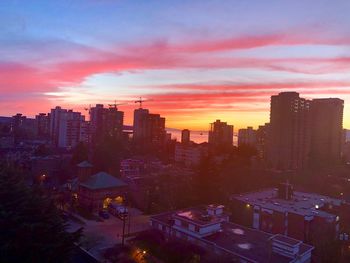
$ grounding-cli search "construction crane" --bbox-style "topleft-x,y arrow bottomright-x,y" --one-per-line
134,97 -> 146,108
134,97 -> 153,108
108,100 -> 126,110
84,104 -> 92,114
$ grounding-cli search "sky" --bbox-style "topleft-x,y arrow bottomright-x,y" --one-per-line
1,0 -> 350,130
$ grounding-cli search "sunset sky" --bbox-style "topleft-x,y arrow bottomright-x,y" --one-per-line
1,0 -> 350,130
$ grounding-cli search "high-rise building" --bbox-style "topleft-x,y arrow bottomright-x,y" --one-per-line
105,107 -> 124,137
79,118 -> 90,145
133,108 -> 149,141
309,98 -> 344,167
133,108 -> 166,144
58,110 -> 84,148
208,119 -> 233,147
238,126 -> 257,147
256,123 -> 270,161
35,113 -> 50,138
11,113 -> 27,132
11,113 -> 36,141
181,129 -> 190,144
90,104 -> 124,143
267,92 -> 310,170
49,107 -> 86,148
49,106 -> 67,145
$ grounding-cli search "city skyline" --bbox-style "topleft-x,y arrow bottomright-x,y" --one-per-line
1,0 -> 350,130
2,2 -> 350,262
1,90 -> 348,133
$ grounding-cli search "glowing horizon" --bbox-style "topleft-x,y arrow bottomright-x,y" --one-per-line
1,0 -> 350,130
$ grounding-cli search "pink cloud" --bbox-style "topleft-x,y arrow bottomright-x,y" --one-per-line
1,32 -> 350,120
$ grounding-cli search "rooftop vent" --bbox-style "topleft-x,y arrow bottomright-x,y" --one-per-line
207,204 -> 224,216
271,234 -> 301,259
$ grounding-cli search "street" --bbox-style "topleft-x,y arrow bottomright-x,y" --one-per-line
68,208 -> 150,260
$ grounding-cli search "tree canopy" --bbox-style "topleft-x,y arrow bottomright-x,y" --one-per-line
0,164 -> 81,263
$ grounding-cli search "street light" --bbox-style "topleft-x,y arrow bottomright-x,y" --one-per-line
40,174 -> 46,185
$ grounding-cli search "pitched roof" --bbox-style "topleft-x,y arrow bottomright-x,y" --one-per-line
80,172 -> 127,190
77,160 -> 93,168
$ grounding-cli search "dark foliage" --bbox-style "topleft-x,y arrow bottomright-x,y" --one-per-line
0,164 -> 82,263
132,230 -> 203,263
71,142 -> 89,166
92,135 -> 125,175
34,144 -> 53,156
103,244 -> 135,263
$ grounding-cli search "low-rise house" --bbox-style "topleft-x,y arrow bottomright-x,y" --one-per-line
76,161 -> 128,212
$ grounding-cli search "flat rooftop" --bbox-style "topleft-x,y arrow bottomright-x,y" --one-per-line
233,188 -> 341,219
204,222 -> 313,263
151,209 -> 313,263
151,205 -> 228,226
175,206 -> 227,226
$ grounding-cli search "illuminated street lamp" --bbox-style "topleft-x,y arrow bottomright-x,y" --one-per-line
40,174 -> 46,185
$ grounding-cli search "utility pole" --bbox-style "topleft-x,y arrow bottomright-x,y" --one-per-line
121,191 -> 129,246
121,214 -> 126,245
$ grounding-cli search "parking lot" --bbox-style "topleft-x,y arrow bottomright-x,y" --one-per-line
68,208 -> 150,260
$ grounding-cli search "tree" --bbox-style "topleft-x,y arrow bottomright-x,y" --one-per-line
103,244 -> 135,263
34,144 -> 52,156
192,156 -> 221,204
0,164 -> 82,263
71,142 -> 89,166
92,134 -> 125,175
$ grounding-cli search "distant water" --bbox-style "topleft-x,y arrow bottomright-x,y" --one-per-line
167,128 -> 238,145
167,129 -> 208,144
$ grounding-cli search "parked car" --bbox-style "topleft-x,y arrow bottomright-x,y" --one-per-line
108,203 -> 128,219
99,210 -> 110,219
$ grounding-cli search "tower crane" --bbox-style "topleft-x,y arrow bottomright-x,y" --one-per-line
108,100 -> 126,110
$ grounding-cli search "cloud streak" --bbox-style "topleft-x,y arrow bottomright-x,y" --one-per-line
1,31 -> 350,128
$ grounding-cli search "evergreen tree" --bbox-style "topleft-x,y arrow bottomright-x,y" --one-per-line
0,164 -> 82,263
71,142 -> 89,165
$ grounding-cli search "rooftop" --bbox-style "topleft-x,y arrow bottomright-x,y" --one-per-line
204,222 -> 313,263
175,211 -> 219,226
151,205 -> 227,227
173,205 -> 228,226
77,160 -> 93,168
232,188 -> 342,219
80,172 -> 127,190
151,207 -> 313,263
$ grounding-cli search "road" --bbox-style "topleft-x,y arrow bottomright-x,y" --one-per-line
68,208 -> 150,260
